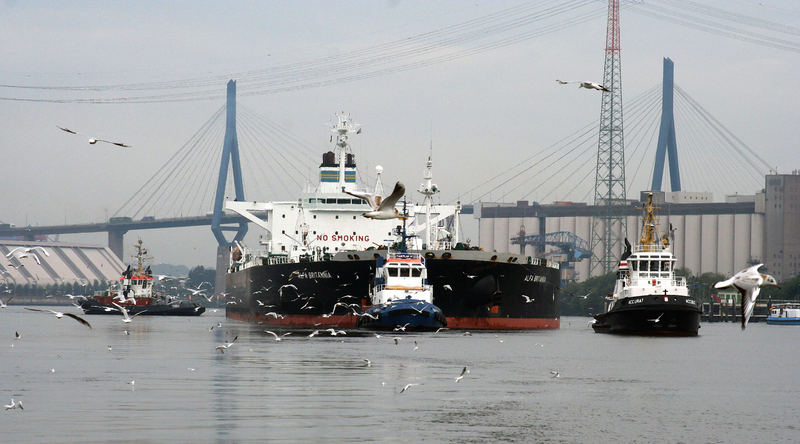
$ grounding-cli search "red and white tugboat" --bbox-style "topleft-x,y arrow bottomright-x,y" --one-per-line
80,239 -> 205,316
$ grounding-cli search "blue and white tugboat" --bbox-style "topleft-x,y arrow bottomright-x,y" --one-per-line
767,303 -> 800,325
357,208 -> 446,331
356,251 -> 446,331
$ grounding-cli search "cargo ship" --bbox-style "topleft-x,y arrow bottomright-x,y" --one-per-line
80,239 -> 205,316
224,113 -> 560,329
591,193 -> 701,335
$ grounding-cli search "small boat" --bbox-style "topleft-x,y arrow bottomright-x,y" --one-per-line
356,251 -> 446,331
767,303 -> 800,325
592,193 -> 701,336
80,239 -> 205,316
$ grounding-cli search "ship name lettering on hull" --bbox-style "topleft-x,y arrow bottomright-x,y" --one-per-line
293,271 -> 333,279
523,275 -> 546,283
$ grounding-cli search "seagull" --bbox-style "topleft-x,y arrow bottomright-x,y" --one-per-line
57,125 -> 131,147
455,366 -> 469,382
4,398 -> 22,410
215,335 -> 238,353
0,297 -> 13,308
550,370 -> 560,378
362,359 -> 371,367
556,79 -> 611,92
14,331 -> 20,340
462,331 -> 472,336
577,292 -> 591,299
264,330 -> 284,341
344,181 -> 406,220
521,295 -> 534,303
393,337 -> 401,345
308,330 -> 320,337
393,323 -> 411,332
6,246 -> 49,265
265,312 -> 285,319
434,327 -> 449,334
443,284 -> 453,291
399,383 -> 419,394
112,303 -> 147,323
647,313 -> 663,323
24,308 -> 92,329
715,263 -> 780,329
413,341 -> 419,351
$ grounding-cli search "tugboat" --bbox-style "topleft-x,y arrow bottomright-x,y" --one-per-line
80,239 -> 205,316
356,209 -> 446,331
592,193 -> 701,335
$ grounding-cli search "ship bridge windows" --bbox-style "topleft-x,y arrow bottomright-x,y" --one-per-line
387,267 -> 398,277
411,267 -> 422,277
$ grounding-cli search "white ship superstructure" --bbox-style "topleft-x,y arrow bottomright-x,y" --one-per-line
226,113 -> 459,266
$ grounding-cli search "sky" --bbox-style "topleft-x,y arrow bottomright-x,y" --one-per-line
2,0 -> 799,267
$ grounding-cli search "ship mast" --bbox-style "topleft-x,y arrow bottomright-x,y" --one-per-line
132,238 -> 152,275
331,113 -> 360,187
638,194 -> 660,252
417,151 -> 438,248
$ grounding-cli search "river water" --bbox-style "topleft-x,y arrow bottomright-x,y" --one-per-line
1,307 -> 797,443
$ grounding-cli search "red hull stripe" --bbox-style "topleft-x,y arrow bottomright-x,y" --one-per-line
226,311 -> 559,330
445,317 -> 559,330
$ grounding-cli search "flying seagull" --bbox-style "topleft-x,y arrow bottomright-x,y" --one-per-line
57,125 -> 131,147
264,330 -> 284,341
455,366 -> 469,383
714,263 -> 780,329
344,181 -> 406,220
4,398 -> 22,410
6,246 -> 49,265
556,79 -> 611,92
24,308 -> 92,329
399,383 -> 419,394
112,303 -> 147,323
0,297 -> 13,308
521,295 -> 534,303
215,335 -> 238,353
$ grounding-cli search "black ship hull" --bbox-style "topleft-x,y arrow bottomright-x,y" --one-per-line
592,295 -> 701,336
226,250 -> 560,329
80,299 -> 205,316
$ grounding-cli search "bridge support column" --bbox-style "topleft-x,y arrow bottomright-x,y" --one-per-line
215,245 -> 230,295
108,229 -> 127,260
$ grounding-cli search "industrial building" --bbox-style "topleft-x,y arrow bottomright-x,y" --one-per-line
476,173 -> 799,282
1,240 -> 124,287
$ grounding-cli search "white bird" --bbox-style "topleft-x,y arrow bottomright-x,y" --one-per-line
455,366 -> 469,382
413,341 -> 419,351
434,327 -> 449,334
399,383 -> 419,394
24,308 -> 92,329
577,292 -> 591,299
57,125 -> 131,147
362,359 -> 371,367
521,295 -> 534,303
6,246 -> 49,265
393,337 -> 401,345
215,335 -> 238,353
556,79 -> 611,92
344,181 -> 406,220
14,331 -> 20,340
265,312 -> 285,319
112,303 -> 147,324
715,263 -> 780,329
443,284 -> 453,291
393,323 -> 411,332
550,370 -> 560,378
308,330 -> 320,337
264,330 -> 283,341
647,313 -> 663,323
4,398 -> 23,410
0,297 -> 13,308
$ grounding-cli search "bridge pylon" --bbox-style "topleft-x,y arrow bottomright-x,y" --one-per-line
211,80 -> 247,294
651,57 -> 681,191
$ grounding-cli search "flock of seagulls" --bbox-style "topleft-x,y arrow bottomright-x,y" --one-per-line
6,246 -> 49,265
